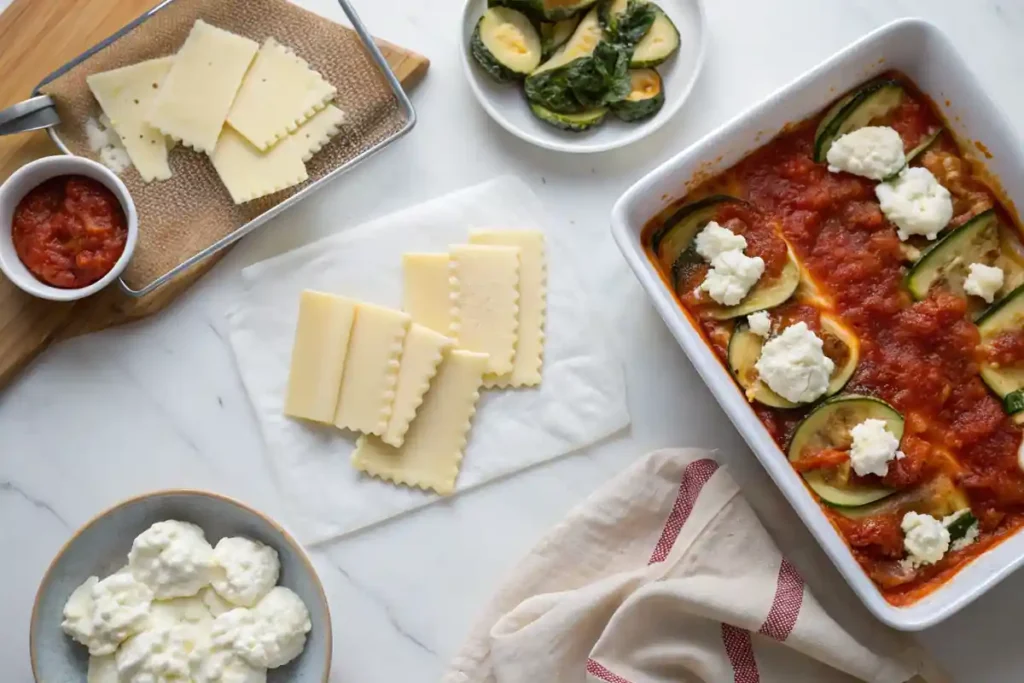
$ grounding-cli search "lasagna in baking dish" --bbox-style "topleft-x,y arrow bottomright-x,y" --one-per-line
643,72 -> 1024,605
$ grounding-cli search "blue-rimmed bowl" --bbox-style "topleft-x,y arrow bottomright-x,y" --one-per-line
29,490 -> 332,682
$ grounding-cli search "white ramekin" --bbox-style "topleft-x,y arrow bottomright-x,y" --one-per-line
0,155 -> 137,301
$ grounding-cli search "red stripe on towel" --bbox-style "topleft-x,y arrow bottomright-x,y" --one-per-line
586,658 -> 633,683
721,623 -> 760,683
758,557 -> 804,641
648,458 -> 719,564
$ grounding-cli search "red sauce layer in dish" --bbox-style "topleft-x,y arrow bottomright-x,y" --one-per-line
12,174 -> 127,289
642,73 -> 1024,605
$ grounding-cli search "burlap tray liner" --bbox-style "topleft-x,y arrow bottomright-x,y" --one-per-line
40,0 -> 406,290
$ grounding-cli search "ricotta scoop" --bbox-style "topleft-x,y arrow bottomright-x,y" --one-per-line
848,418 -> 904,477
62,572 -> 154,656
115,623 -> 208,683
964,262 -> 1004,304
901,511 -> 950,567
211,536 -> 280,607
212,587 -> 312,669
826,126 -> 906,180
754,322 -> 835,404
700,249 -> 765,306
129,520 -> 216,599
875,166 -> 953,241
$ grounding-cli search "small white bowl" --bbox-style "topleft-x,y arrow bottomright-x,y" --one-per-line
0,155 -> 138,301
460,0 -> 707,154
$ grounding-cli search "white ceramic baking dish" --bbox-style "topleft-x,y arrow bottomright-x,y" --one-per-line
611,18 -> 1024,631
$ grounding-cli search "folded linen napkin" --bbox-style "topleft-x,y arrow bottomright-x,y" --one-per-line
226,177 -> 630,545
445,449 -> 946,683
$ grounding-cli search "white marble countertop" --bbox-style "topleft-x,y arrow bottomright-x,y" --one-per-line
3,0 -> 1023,680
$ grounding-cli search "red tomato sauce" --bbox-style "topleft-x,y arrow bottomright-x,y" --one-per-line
642,73 -> 1024,605
12,175 -> 128,289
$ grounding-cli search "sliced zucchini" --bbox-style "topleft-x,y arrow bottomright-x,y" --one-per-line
789,395 -> 902,507
540,16 -> 581,58
905,209 -> 1000,301
650,195 -> 741,274
610,68 -> 664,121
629,4 -> 679,68
729,314 -> 860,408
813,79 -> 905,163
490,0 -> 599,21
906,128 -> 943,166
703,249 -> 801,320
471,8 -> 544,82
529,102 -> 608,131
835,474 -> 969,521
600,0 -> 656,45
527,6 -> 636,111
946,510 -> 978,543
978,283 -> 1024,421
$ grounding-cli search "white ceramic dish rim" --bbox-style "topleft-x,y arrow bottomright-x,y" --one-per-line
459,0 -> 708,154
0,155 -> 138,302
611,17 -> 1024,630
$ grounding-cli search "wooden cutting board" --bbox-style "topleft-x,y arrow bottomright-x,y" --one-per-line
0,0 -> 428,389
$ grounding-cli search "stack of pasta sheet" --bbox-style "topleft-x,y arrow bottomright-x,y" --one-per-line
85,19 -> 345,202
284,230 -> 547,496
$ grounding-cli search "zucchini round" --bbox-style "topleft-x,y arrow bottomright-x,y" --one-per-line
490,0 -> 599,21
610,68 -> 664,121
540,16 -> 581,59
471,8 -> 544,82
629,4 -> 679,68
883,128 -> 943,181
834,474 -> 969,521
905,209 -> 1000,301
813,79 -> 905,163
703,248 -> 801,320
978,282 -> 1024,421
729,313 -> 860,408
650,195 -> 743,273
524,7 -> 606,113
529,102 -> 608,131
788,395 -> 902,507
600,0 -> 656,45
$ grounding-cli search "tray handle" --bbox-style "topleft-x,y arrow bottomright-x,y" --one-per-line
0,95 -> 59,136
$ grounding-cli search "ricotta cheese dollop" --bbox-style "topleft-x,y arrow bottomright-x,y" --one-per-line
694,221 -> 747,261
212,587 -> 312,669
746,310 -> 772,338
211,537 -> 281,608
129,520 -> 216,599
901,511 -> 950,567
875,166 -> 953,241
754,322 -> 835,404
848,418 -> 904,477
62,572 -> 154,656
826,126 -> 906,180
964,262 -> 1004,304
115,623 -> 208,683
700,249 -> 765,306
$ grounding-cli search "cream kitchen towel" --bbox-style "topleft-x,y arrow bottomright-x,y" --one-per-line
445,449 -> 946,683
226,177 -> 630,545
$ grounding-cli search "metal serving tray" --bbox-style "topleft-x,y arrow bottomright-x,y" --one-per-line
0,0 -> 415,297
612,18 -> 1024,630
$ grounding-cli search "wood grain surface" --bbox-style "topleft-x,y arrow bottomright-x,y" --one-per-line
0,0 -> 428,388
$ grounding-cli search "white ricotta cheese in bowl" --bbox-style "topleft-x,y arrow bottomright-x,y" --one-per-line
826,126 -> 906,180
211,537 -> 281,608
875,166 -> 953,241
115,622 -> 207,683
129,520 -> 216,599
212,587 -> 312,669
61,572 -> 154,655
753,322 -> 834,404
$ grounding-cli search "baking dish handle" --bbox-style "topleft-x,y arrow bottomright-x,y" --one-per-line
0,95 -> 59,136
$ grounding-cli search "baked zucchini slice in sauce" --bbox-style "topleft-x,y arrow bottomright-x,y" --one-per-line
610,69 -> 664,121
813,79 -> 905,163
650,195 -> 801,320
529,102 -> 608,131
904,209 -> 1022,316
729,314 -> 860,408
788,395 -> 902,507
540,16 -> 581,58
978,283 -> 1024,422
471,8 -> 543,82
629,4 -> 680,68
833,474 -> 970,521
883,127 -> 944,181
